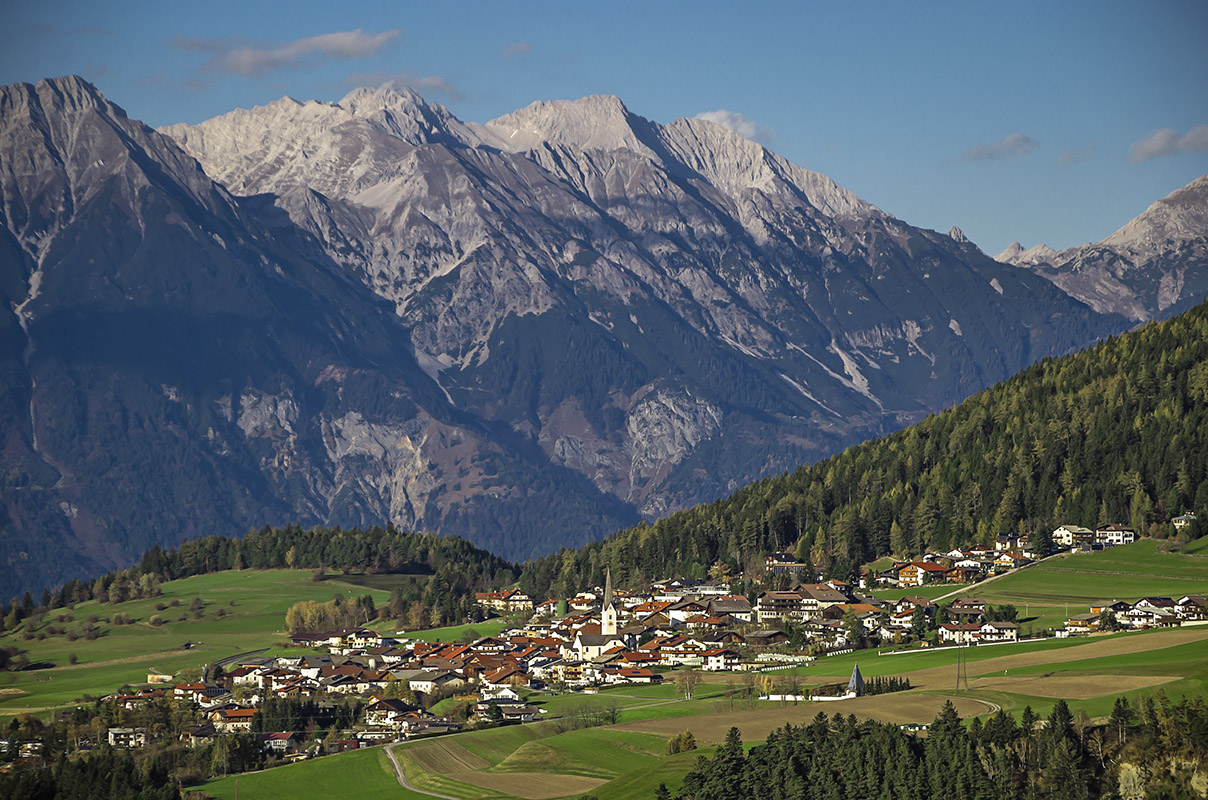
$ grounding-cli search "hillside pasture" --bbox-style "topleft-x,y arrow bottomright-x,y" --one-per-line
202,745 -> 420,800
0,569 -> 402,717
940,540 -> 1208,630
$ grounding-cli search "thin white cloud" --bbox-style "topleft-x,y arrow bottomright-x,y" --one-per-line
503,42 -> 531,58
343,71 -> 463,101
175,29 -> 400,78
963,132 -> 1038,161
1128,125 -> 1208,162
694,109 -> 774,144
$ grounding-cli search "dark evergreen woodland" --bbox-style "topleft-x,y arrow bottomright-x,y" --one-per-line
523,299 -> 1208,597
672,694 -> 1208,800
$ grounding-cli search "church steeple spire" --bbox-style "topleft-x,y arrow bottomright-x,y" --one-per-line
601,567 -> 617,636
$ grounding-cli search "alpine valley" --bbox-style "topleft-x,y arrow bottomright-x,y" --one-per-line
2,76 -> 1203,598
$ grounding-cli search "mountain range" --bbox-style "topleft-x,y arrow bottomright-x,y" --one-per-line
997,174 -> 1208,322
1,75 -> 1202,597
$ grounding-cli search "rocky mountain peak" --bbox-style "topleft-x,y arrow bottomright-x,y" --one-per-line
1,75 -> 118,118
485,94 -> 656,154
996,241 -> 1059,266
1101,172 -> 1208,254
339,82 -> 428,116
948,226 -> 968,243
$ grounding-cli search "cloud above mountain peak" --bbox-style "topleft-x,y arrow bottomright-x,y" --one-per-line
175,28 -> 400,78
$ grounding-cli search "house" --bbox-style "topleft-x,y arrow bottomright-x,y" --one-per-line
475,589 -> 534,614
182,723 -> 217,748
108,727 -> 147,748
1052,525 -> 1095,548
483,666 -> 529,688
666,599 -> 709,624
995,534 -> 1020,552
993,553 -> 1032,570
574,632 -> 628,660
745,629 -> 789,648
1119,605 -> 1179,629
756,591 -> 803,623
1059,613 -> 1099,637
938,623 -> 981,645
700,648 -> 741,672
366,698 -> 416,727
943,566 -> 980,583
212,708 -> 259,732
978,621 -> 1019,642
1090,600 -> 1132,617
764,553 -> 813,577
1094,524 -> 1137,546
1172,512 -> 1197,530
1176,596 -> 1207,620
261,732 -> 304,754
408,670 -> 466,695
706,596 -> 753,623
897,562 -> 948,586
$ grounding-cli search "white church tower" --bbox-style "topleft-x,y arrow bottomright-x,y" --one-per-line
601,567 -> 618,636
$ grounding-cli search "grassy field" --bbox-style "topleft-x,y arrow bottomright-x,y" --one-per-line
0,569 -> 407,717
864,540 -> 1208,632
397,619 -> 510,643
202,744 -> 425,800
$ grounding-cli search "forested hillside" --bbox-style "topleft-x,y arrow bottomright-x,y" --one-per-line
520,299 -> 1208,598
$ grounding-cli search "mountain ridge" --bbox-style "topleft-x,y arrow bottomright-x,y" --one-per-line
4,76 -> 1184,596
996,174 -> 1208,321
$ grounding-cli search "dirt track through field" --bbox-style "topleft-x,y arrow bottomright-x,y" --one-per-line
614,694 -> 993,743
813,628 -> 1208,690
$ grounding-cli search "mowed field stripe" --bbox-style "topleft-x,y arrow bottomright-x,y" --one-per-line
613,694 -> 994,743
810,628 -> 1208,690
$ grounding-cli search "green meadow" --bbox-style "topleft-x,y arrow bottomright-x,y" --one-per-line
944,540 -> 1208,630
0,569 -> 400,717
202,744 -> 423,800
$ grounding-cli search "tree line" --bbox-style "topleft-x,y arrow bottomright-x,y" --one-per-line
664,692 -> 1208,800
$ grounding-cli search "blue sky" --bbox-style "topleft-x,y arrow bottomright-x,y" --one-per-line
3,0 -> 1206,255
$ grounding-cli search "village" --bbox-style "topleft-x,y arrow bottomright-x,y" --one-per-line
78,519 -> 1205,766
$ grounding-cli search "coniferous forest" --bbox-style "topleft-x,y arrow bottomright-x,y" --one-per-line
668,694 -> 1208,800
521,299 -> 1208,597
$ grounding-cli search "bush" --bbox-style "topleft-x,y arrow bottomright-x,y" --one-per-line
170,599 -> 180,607
155,602 -> 167,611
68,653 -> 78,665
149,615 -> 164,627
